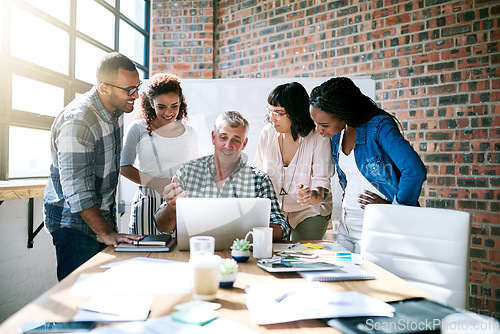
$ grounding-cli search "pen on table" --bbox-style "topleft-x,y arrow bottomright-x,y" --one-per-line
78,306 -> 120,316
278,251 -> 319,259
275,289 -> 297,303
260,256 -> 283,264
288,242 -> 301,249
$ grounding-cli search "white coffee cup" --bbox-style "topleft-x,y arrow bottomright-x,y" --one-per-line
244,227 -> 273,259
189,236 -> 215,259
190,254 -> 221,301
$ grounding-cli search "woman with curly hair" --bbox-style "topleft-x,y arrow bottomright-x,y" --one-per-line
309,77 -> 426,253
120,73 -> 198,235
253,82 -> 334,241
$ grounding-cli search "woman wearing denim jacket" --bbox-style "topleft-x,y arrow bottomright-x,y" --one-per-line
309,77 -> 427,253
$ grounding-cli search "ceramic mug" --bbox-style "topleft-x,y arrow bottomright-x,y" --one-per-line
244,227 -> 273,259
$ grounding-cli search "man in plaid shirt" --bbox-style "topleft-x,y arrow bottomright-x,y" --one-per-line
44,53 -> 144,281
155,111 -> 291,241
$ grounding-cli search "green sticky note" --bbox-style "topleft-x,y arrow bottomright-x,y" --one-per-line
171,308 -> 218,326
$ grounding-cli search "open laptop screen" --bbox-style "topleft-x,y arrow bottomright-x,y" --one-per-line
176,197 -> 271,250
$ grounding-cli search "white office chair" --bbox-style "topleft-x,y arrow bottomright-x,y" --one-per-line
360,204 -> 471,309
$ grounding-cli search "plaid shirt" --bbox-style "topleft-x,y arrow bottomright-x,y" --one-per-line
167,154 -> 291,241
44,86 -> 122,240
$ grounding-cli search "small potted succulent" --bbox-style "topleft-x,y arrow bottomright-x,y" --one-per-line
231,238 -> 251,262
219,258 -> 238,288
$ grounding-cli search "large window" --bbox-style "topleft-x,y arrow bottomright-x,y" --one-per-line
0,0 -> 150,180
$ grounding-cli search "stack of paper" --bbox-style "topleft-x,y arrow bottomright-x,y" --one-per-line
299,264 -> 375,282
272,243 -> 363,265
245,282 -> 394,325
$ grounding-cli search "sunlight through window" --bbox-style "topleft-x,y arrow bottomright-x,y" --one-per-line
12,75 -> 64,117
2,0 -> 149,180
22,0 -> 70,24
75,38 -> 108,84
121,0 -> 146,28
9,126 -> 51,178
11,5 -> 69,74
77,0 -> 115,48
120,19 -> 145,65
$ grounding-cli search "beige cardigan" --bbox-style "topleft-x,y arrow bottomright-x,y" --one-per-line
253,123 -> 334,228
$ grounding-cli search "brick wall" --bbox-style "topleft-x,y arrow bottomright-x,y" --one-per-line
151,0 -> 500,317
151,0 -> 214,78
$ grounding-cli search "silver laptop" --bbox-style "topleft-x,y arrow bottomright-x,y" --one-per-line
176,197 -> 271,250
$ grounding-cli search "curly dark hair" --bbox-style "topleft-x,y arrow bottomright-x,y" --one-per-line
309,77 -> 398,128
267,82 -> 315,141
136,72 -> 188,135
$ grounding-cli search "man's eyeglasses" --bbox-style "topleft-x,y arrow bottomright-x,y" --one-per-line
265,105 -> 286,120
104,82 -> 142,96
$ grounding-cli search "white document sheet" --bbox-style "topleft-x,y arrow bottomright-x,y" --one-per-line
90,315 -> 258,334
245,282 -> 395,325
69,259 -> 191,296
99,257 -> 179,269
74,295 -> 153,322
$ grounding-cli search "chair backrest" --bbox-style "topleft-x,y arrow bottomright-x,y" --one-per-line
360,204 -> 471,309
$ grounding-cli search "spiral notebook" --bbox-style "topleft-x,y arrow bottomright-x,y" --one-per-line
299,264 -> 375,282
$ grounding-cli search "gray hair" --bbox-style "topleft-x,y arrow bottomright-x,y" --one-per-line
213,111 -> 249,136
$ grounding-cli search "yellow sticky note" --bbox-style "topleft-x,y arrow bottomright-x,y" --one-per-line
303,243 -> 325,249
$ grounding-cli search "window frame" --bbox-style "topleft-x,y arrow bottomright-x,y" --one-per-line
0,0 -> 150,180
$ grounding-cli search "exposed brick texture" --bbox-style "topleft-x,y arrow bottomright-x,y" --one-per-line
151,1 -> 215,78
152,0 -> 500,317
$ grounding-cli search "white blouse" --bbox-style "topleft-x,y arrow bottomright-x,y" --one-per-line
338,129 -> 388,240
121,119 -> 199,179
253,123 -> 334,228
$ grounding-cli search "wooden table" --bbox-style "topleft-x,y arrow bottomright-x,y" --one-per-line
0,244 -> 429,333
0,179 -> 46,201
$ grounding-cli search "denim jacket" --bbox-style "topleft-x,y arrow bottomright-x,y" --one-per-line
332,115 -> 426,206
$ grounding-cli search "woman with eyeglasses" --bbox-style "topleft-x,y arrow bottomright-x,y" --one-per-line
309,77 -> 426,253
253,82 -> 334,241
120,73 -> 199,235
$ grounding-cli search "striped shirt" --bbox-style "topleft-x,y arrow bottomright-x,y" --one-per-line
161,155 -> 291,241
44,86 -> 122,240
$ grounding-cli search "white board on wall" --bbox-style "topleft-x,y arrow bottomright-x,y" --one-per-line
119,77 -> 375,221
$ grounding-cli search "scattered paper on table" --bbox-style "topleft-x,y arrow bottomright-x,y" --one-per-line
245,282 -> 395,325
69,260 -> 191,296
100,257 -> 179,269
74,295 -> 153,322
89,315 -> 258,333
